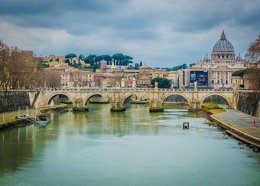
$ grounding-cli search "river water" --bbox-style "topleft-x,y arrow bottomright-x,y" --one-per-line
0,104 -> 260,186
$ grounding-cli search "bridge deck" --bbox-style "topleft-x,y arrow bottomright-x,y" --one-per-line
211,109 -> 260,147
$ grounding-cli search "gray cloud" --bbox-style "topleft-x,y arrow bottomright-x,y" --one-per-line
0,0 -> 259,67
0,0 -> 113,16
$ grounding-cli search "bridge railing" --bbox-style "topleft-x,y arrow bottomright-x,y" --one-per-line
41,87 -> 239,93
3,88 -> 258,95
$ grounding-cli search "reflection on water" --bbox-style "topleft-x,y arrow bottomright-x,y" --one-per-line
0,104 -> 260,186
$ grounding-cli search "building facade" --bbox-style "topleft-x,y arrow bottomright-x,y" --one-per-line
44,66 -> 94,88
186,31 -> 248,89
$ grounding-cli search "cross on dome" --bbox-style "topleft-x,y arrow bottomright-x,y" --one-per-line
220,30 -> 226,40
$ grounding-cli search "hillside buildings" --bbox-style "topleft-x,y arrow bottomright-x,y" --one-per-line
42,31 -> 250,89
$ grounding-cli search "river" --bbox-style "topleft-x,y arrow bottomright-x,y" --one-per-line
0,104 -> 260,186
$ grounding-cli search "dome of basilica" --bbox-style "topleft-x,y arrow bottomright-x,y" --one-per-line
212,31 -> 234,53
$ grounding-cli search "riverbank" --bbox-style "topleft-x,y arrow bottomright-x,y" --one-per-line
202,102 -> 225,115
211,109 -> 260,149
0,104 -> 68,130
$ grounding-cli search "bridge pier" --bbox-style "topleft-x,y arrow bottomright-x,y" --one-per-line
110,91 -> 126,112
188,88 -> 201,112
149,100 -> 164,112
72,98 -> 89,112
149,82 -> 164,112
188,101 -> 201,112
110,102 -> 126,112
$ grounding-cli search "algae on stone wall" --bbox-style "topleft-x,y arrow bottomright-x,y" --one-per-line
0,92 -> 30,113
237,92 -> 260,117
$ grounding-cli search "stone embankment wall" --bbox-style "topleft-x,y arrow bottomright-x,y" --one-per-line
0,92 -> 31,113
236,92 -> 260,117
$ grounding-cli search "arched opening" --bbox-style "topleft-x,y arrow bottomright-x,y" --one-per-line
123,94 -> 149,105
201,94 -> 229,108
83,94 -> 108,106
163,94 -> 190,109
47,94 -> 73,107
86,94 -> 109,104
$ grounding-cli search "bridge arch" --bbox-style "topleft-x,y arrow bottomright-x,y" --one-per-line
47,93 -> 74,106
162,93 -> 191,107
122,93 -> 150,105
200,93 -> 231,108
83,93 -> 107,106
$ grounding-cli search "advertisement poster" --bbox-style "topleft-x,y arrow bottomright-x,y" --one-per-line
190,71 -> 208,86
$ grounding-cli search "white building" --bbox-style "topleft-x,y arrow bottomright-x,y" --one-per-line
187,31 -> 248,88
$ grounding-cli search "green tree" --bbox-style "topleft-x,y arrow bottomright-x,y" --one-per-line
65,53 -> 77,59
79,54 -> 85,60
121,58 -> 129,66
172,64 -> 187,71
102,55 -> 112,65
122,55 -> 133,66
70,62 -> 81,68
95,55 -> 104,63
151,77 -> 171,88
134,63 -> 140,69
40,61 -> 49,68
112,53 -> 124,66
189,63 -> 195,67
232,69 -> 246,77
65,58 -> 70,64
125,55 -> 133,61
85,55 -> 97,66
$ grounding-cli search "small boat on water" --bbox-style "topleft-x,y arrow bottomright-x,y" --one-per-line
37,114 -> 51,121
36,114 -> 52,126
15,111 -> 52,126
36,120 -> 49,126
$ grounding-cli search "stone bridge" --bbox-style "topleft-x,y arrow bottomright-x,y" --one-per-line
34,87 -> 238,112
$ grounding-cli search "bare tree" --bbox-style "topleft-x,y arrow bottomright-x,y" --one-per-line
248,34 -> 260,55
245,34 -> 260,90
0,41 -> 12,91
0,40 -> 61,90
39,69 -> 61,88
6,48 -> 37,89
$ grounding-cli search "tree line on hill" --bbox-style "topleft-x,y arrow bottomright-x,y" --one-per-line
64,53 -> 135,68
151,77 -> 171,88
64,53 -> 190,71
171,64 -> 187,71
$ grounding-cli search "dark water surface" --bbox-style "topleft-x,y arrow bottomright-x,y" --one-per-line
0,104 -> 260,186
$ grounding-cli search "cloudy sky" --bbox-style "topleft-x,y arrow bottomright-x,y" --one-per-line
0,0 -> 259,67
